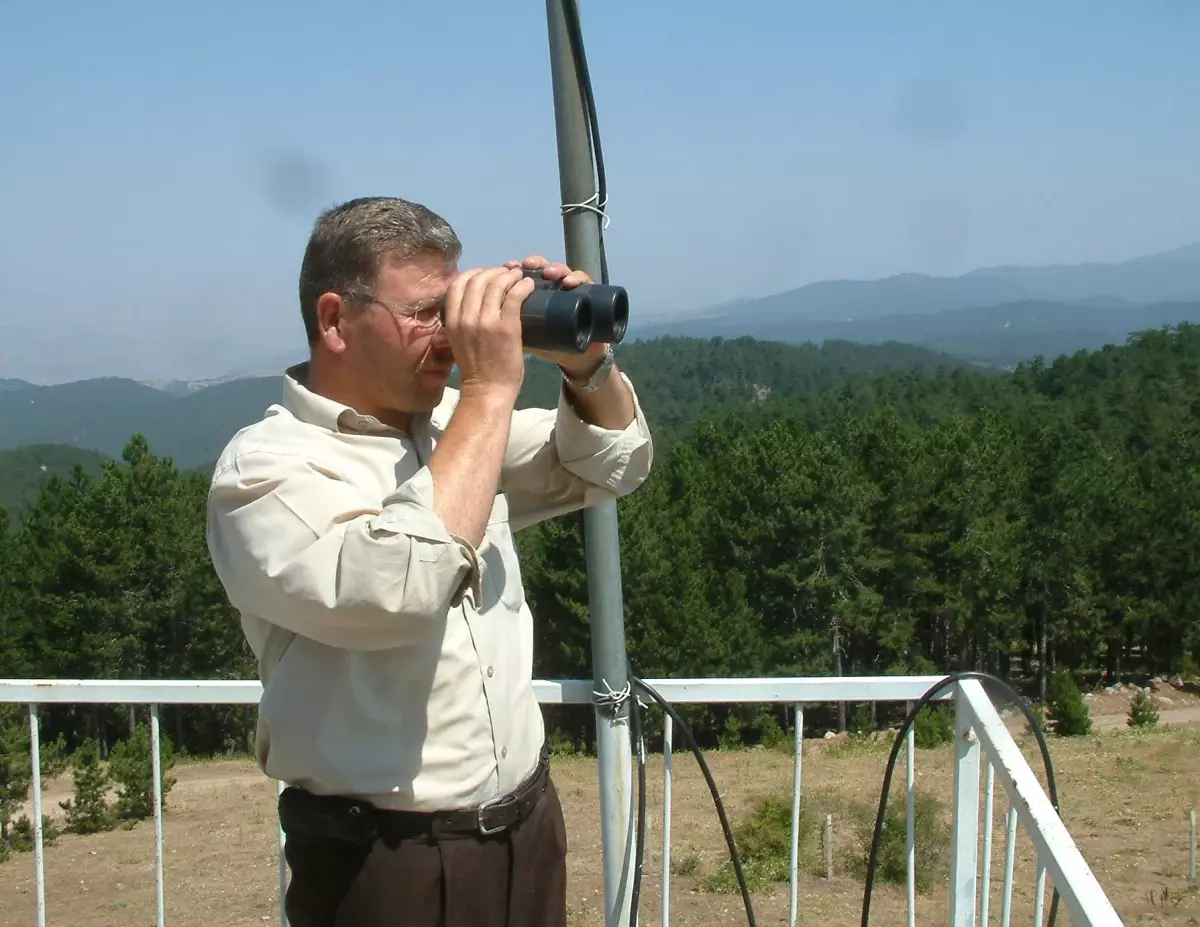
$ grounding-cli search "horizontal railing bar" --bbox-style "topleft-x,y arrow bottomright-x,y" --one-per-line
0,675 -> 956,706
8,675 -> 1124,927
0,679 -> 265,704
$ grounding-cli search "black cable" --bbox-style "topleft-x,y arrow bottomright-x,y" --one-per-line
860,671 -> 1061,927
629,671 -> 759,927
627,666 -> 648,923
558,0 -> 610,287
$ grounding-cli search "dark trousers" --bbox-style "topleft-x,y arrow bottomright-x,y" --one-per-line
280,776 -> 568,927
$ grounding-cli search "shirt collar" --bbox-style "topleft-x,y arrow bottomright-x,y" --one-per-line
281,362 -> 451,437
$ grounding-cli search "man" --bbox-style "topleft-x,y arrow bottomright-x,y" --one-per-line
205,196 -> 653,927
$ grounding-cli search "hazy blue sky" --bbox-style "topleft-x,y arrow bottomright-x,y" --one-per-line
2,0 -> 1198,383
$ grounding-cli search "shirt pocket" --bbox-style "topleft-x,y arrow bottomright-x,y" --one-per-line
480,493 -> 525,613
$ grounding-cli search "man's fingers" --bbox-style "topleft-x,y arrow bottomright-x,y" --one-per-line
453,267 -> 504,330
510,255 -> 589,286
479,267 -> 526,322
559,269 -> 592,289
443,268 -> 482,324
446,264 -> 539,337
500,274 -> 536,322
539,261 -> 572,281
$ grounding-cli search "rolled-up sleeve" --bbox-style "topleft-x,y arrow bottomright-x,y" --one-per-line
206,450 -> 481,651
500,372 -> 654,530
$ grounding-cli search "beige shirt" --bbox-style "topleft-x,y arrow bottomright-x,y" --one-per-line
205,363 -> 653,812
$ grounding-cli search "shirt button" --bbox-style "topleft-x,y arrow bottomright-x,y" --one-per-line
487,666 -> 494,677
501,746 -> 508,758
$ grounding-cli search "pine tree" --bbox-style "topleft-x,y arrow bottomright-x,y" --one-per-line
107,722 -> 177,820
1047,669 -> 1092,737
1127,689 -> 1159,728
0,710 -> 32,851
59,738 -> 116,834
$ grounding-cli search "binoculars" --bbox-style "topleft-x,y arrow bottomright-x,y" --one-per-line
440,268 -> 629,353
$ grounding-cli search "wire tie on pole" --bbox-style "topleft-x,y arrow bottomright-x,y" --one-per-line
560,191 -> 611,228
592,677 -> 640,717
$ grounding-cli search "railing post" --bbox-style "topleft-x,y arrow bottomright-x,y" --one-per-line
950,683 -> 981,927
28,704 -> 46,927
1000,805 -> 1018,927
1190,809 -> 1197,888
979,762 -> 995,926
788,703 -> 804,927
150,704 -> 165,927
661,714 -> 672,927
905,699 -> 916,927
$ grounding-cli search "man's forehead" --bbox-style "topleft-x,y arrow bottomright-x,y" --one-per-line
377,253 -> 457,297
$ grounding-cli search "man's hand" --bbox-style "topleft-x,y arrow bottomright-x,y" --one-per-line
502,255 -> 609,380
428,266 -> 533,548
504,254 -> 637,431
442,266 -> 533,401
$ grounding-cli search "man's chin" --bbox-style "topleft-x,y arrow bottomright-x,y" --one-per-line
411,378 -> 449,410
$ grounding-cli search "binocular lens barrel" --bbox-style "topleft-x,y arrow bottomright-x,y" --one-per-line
437,268 -> 628,353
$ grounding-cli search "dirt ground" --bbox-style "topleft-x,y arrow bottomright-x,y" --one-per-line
2,684 -> 1198,926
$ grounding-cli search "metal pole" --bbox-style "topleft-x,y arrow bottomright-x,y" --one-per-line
544,2 -> 634,926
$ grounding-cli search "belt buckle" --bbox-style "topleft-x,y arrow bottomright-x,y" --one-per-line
476,794 -> 511,836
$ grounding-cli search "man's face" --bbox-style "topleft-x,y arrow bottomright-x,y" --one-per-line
337,252 -> 458,420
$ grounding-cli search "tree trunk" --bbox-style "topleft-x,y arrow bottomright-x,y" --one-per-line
1038,598 -> 1049,703
833,616 -> 846,732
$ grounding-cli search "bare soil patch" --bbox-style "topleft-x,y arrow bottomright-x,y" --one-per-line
2,703 -> 1198,926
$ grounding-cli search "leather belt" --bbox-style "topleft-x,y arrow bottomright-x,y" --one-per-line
278,751 -> 550,846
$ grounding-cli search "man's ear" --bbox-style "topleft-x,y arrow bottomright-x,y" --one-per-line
315,292 -> 350,354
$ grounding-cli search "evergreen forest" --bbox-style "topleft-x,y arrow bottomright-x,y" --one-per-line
1,328 -> 1198,771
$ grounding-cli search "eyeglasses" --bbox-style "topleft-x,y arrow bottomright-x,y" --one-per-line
342,290 -> 443,329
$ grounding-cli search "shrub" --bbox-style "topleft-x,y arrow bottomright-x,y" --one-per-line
1046,669 -> 1092,737
8,814 -> 61,853
850,792 -> 949,893
848,704 -> 875,736
1127,689 -> 1159,729
703,792 -> 817,893
912,705 -> 955,749
59,738 -> 115,834
107,723 -> 178,820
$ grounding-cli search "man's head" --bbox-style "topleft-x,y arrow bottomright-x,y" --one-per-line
299,196 -> 462,427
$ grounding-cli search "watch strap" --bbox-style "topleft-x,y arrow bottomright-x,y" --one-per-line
561,345 -> 615,393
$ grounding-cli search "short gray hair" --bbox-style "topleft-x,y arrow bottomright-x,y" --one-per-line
298,196 -> 462,344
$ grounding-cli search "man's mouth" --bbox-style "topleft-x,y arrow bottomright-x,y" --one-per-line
421,349 -> 455,369
421,355 -> 455,376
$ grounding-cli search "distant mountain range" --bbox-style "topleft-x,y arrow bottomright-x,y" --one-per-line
3,241 -> 1199,474
632,242 -> 1200,365
0,375 -> 284,470
637,298 -> 1200,369
8,241 -> 1200,387
0,338 -> 966,473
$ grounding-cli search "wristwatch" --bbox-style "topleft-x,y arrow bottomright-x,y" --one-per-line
561,344 -> 615,393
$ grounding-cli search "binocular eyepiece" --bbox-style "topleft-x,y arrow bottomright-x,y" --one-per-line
440,268 -> 629,353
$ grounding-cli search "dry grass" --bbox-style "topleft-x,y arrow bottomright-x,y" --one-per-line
2,715 -> 1198,926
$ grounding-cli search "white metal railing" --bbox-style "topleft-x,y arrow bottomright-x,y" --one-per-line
0,676 -> 1124,926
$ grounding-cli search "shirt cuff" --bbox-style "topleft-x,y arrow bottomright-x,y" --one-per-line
378,465 -> 483,607
552,372 -> 653,491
